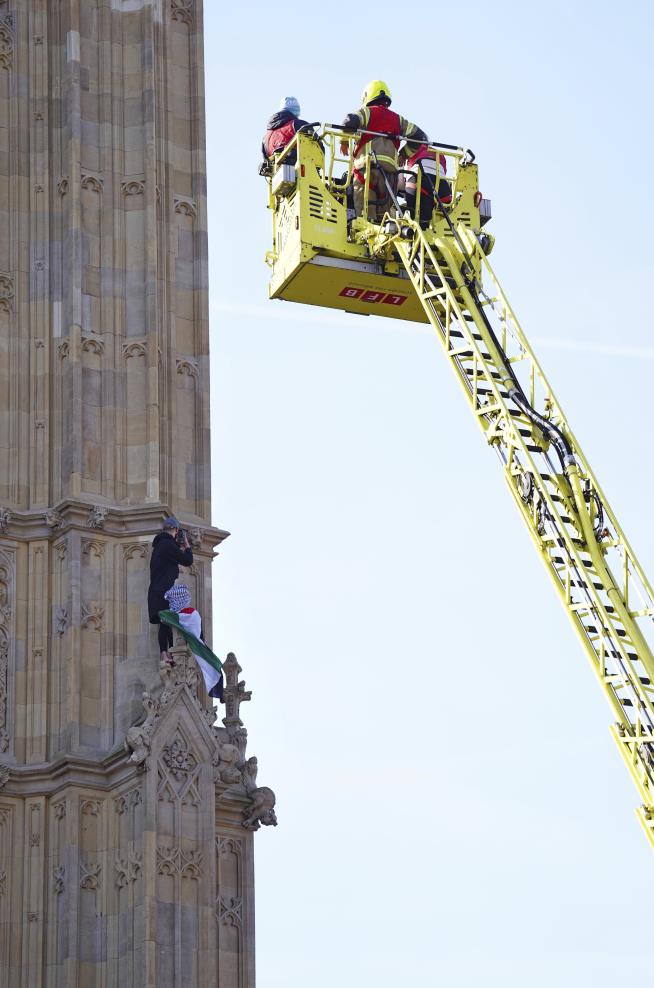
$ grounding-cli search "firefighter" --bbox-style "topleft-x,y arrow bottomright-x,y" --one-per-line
340,80 -> 423,222
261,97 -> 311,168
397,129 -> 452,229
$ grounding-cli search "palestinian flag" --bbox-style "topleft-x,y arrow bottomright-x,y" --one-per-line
159,608 -> 223,699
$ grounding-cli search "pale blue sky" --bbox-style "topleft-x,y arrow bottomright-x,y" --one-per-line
205,3 -> 654,985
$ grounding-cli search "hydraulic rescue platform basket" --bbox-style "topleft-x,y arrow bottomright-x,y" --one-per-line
263,124 -> 654,851
265,126 -> 491,321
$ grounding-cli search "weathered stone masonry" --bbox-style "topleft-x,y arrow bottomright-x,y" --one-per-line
0,2 -> 272,985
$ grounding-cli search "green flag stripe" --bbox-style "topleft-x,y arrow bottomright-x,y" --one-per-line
159,610 -> 223,674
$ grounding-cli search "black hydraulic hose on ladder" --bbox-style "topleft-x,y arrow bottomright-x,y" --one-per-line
371,150 -> 575,472
468,289 -> 574,470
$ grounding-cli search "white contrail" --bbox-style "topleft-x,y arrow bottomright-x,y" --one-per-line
211,302 -> 654,359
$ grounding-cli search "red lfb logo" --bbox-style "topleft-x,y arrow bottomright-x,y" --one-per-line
339,287 -> 407,305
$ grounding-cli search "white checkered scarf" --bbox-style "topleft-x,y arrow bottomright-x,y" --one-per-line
164,583 -> 191,613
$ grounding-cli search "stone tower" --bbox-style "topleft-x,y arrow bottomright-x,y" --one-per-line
0,1 -> 273,984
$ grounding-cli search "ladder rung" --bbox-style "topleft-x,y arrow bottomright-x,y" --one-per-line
465,367 -> 502,381
455,350 -> 493,360
586,624 -> 627,637
552,555 -> 594,569
474,386 -> 510,398
449,329 -> 483,341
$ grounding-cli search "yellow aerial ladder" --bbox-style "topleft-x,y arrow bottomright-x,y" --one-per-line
263,126 -> 654,849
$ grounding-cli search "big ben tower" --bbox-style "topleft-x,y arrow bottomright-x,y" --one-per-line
0,2 -> 272,984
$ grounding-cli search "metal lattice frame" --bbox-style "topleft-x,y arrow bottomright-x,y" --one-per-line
374,219 -> 654,846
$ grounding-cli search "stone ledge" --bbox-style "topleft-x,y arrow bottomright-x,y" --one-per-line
0,499 -> 230,553
0,746 -> 138,797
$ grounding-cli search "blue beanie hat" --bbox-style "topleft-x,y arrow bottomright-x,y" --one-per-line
279,96 -> 300,117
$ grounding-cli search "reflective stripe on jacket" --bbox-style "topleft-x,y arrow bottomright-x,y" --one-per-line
405,144 -> 447,174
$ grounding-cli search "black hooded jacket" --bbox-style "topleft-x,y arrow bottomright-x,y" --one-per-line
262,110 -> 310,164
147,531 -> 193,622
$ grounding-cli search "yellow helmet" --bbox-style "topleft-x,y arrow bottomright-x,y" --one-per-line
362,79 -> 392,106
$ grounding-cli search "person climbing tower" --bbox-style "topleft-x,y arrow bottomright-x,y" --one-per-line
147,517 -> 193,664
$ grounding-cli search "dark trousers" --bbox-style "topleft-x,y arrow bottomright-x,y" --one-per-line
158,622 -> 173,653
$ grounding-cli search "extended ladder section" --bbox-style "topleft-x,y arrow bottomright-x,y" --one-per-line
375,217 -> 654,847
264,127 -> 654,847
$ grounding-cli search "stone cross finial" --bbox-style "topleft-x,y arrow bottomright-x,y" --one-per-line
221,653 -> 252,733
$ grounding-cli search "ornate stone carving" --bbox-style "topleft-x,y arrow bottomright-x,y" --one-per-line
217,895 -> 243,928
0,581 -> 9,629
54,539 -> 68,560
213,743 -> 242,785
53,864 -> 65,894
27,912 -> 38,922
82,539 -> 105,558
0,867 -> 7,896
81,335 -> 105,355
162,735 -> 197,781
34,258 -> 45,271
176,357 -> 199,378
29,832 -> 40,847
81,174 -> 103,194
170,0 -> 193,24
55,607 -> 68,636
79,859 -> 102,890
0,21 -> 13,70
222,653 -> 252,734
114,787 -> 141,814
122,340 -> 146,360
0,508 -> 11,534
81,799 -> 101,816
173,194 -> 197,218
123,542 -> 148,560
124,691 -> 159,768
57,340 -> 69,360
87,505 -> 108,529
217,836 -> 243,856
0,563 -> 8,753
121,179 -> 145,197
53,801 -> 66,820
115,849 -> 142,888
44,508 -> 63,530
57,177 -> 69,197
0,764 -> 10,788
189,527 -> 202,549
156,844 -> 203,879
0,274 -> 14,313
242,786 -> 277,831
81,601 -> 104,631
